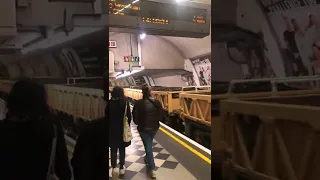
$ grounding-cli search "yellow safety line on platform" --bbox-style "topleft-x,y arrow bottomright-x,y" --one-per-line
159,127 -> 211,164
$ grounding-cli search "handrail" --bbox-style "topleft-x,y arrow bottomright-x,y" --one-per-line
228,75 -> 320,93
66,76 -> 102,85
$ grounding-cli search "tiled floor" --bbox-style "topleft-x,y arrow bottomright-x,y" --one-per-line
109,125 -> 197,180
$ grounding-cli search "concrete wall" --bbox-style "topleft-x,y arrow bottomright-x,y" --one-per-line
236,0 -> 286,77
0,0 -> 16,37
161,34 -> 211,59
153,75 -> 187,87
110,33 -> 186,71
141,35 -> 185,69
109,33 -> 139,72
211,43 -> 244,81
0,52 -> 68,79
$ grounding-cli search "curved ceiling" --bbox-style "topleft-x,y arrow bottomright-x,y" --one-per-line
160,30 -> 211,59
109,29 -> 211,59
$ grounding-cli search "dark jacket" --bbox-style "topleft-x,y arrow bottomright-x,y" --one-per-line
107,98 -> 132,148
0,115 -> 71,180
71,118 -> 108,180
102,71 -> 109,101
133,97 -> 163,132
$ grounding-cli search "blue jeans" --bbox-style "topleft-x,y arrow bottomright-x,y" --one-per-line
139,130 -> 157,171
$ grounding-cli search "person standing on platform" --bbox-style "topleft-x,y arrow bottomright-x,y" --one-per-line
0,79 -> 71,180
108,86 -> 132,176
132,85 -> 164,179
71,73 -> 109,180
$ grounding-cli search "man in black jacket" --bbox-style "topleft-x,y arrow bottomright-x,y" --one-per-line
132,85 -> 163,179
71,72 -> 109,180
71,117 -> 108,180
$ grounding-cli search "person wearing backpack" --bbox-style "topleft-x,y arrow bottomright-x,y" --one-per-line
132,85 -> 164,179
0,79 -> 71,180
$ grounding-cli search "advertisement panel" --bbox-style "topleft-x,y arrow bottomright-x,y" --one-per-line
190,54 -> 211,85
261,0 -> 320,75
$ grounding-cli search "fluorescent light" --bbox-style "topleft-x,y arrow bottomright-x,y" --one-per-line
125,4 -> 131,8
132,0 -> 139,4
140,33 -> 146,40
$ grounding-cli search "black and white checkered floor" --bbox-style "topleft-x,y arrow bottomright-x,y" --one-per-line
109,125 -> 197,180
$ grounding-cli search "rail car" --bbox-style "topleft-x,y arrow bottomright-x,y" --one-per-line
110,76 -> 320,149
220,91 -> 320,180
210,77 -> 320,180
1,76 -> 320,148
118,86 -> 212,148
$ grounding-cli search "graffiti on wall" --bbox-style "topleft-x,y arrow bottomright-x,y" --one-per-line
261,0 -> 320,76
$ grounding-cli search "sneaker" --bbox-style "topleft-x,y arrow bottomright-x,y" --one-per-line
149,170 -> 156,179
111,168 -> 119,180
119,166 -> 126,175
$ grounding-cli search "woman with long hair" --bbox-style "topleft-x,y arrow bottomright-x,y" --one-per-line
0,79 -> 71,180
108,86 -> 132,176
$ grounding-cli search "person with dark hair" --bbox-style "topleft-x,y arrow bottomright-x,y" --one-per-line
108,86 -> 132,176
282,13 -> 307,75
199,67 -> 207,85
71,91 -> 109,179
306,13 -> 320,73
71,86 -> 131,179
132,84 -> 164,179
0,79 -> 71,180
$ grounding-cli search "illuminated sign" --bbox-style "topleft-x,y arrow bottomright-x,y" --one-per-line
108,0 -> 206,25
124,56 -> 139,62
142,17 -> 169,24
109,41 -> 117,48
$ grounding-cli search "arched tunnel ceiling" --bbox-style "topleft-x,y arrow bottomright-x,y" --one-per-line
160,31 -> 211,59
109,28 -> 211,59
0,0 -> 212,78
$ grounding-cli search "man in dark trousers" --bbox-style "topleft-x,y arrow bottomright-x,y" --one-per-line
71,71 -> 109,180
132,85 -> 164,179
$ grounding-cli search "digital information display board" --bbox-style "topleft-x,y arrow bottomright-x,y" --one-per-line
108,0 -> 210,38
109,0 -> 207,25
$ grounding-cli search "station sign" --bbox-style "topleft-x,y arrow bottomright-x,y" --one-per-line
109,41 -> 117,48
124,56 -> 139,62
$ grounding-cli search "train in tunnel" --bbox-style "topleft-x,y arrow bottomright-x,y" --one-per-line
1,0 -> 320,179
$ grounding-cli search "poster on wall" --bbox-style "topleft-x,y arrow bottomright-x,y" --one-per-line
190,54 -> 211,86
260,0 -> 320,76
197,63 -> 211,85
